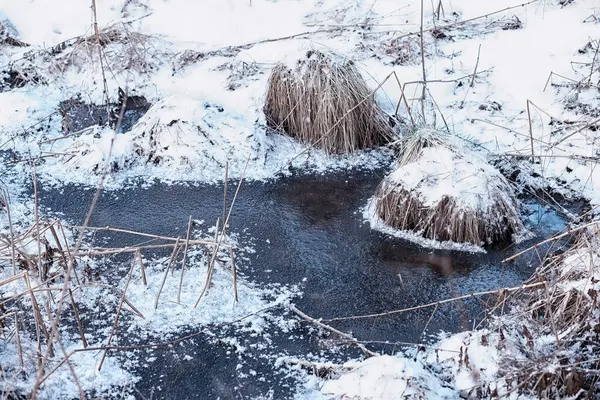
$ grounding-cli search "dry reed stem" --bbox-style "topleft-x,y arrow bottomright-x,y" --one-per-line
155,237 -> 180,309
0,275 -> 71,310
15,315 -> 24,372
322,282 -> 545,323
135,249 -> 147,286
230,247 -> 238,303
31,84 -> 128,397
55,336 -> 85,400
194,157 -> 249,307
98,255 -> 135,371
32,165 -> 42,279
91,0 -> 110,115
66,225 -> 231,248
68,289 -> 88,348
23,273 -> 53,357
3,190 -> 16,275
177,216 -> 192,304
56,221 -> 81,285
503,221 -> 600,263
48,224 -> 68,270
459,44 -> 481,108
223,162 -> 229,236
419,0 -> 427,122
69,241 -> 218,257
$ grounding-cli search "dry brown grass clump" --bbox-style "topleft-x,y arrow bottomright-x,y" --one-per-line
374,132 -> 524,245
375,185 -> 523,245
489,223 -> 600,398
264,50 -> 394,154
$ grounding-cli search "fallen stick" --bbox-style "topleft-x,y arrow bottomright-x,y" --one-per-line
321,282 -> 546,323
503,221 -> 599,263
289,305 -> 378,357
65,225 -> 231,248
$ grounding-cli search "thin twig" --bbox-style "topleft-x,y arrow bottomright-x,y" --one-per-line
322,282 -> 546,323
419,0 -> 427,122
194,157 -> 249,307
289,305 -> 378,357
3,190 -> 17,275
503,221 -> 600,263
154,237 -> 180,309
136,249 -> 147,286
98,255 -> 135,371
68,289 -> 88,348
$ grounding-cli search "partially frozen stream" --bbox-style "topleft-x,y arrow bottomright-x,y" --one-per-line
38,169 -> 573,398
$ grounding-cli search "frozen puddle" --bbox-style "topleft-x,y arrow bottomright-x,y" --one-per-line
36,168 -> 576,398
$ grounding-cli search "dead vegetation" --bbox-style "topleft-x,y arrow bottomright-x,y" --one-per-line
473,222 -> 600,398
51,23 -> 165,75
0,22 -> 28,48
0,22 -> 166,94
219,60 -> 263,91
0,198 -> 241,398
374,129 -> 524,245
264,50 -> 395,154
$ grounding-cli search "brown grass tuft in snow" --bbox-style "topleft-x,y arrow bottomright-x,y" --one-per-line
374,132 -> 524,245
264,50 -> 394,154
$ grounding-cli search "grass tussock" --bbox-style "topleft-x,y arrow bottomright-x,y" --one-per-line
397,126 -> 448,166
264,50 -> 394,154
375,131 -> 524,245
375,184 -> 523,245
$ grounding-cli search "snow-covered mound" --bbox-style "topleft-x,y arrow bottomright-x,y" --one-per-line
320,355 -> 455,400
371,136 -> 526,247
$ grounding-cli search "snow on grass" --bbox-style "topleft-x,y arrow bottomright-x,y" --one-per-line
33,94 -> 392,187
319,355 -> 456,400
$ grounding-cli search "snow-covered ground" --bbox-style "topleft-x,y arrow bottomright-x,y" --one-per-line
0,0 -> 599,398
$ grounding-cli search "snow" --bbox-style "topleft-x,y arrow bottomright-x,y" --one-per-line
320,355 -> 456,399
1,0 -> 600,398
387,142 -> 513,210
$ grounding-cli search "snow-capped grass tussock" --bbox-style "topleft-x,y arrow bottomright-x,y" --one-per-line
264,50 -> 395,154
374,133 -> 525,246
363,197 -> 486,253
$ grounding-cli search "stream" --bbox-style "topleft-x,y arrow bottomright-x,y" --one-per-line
38,168 -> 571,399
